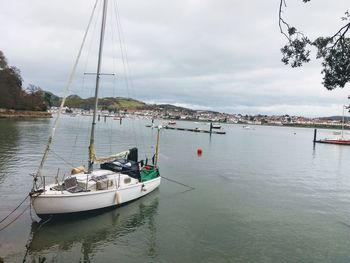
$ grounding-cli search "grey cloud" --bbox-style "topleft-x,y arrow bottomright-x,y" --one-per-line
0,0 -> 349,117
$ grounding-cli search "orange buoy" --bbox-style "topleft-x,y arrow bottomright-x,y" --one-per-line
197,148 -> 203,157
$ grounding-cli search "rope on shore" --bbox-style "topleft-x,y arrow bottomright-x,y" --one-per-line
161,176 -> 195,190
0,195 -> 29,225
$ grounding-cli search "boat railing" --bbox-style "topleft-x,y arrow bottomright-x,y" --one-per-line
41,169 -> 67,193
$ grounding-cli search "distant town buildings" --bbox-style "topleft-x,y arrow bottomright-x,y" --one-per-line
48,106 -> 350,129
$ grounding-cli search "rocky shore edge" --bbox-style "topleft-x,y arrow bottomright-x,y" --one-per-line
0,109 -> 52,118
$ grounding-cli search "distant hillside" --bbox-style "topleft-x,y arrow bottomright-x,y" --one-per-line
42,91 -> 60,107
47,92 -> 202,113
318,116 -> 350,121
51,94 -> 147,111
141,103 -> 196,113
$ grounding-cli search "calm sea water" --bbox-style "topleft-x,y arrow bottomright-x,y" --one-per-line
1,116 -> 350,262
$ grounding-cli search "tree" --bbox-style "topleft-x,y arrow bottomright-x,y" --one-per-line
0,50 -> 8,69
0,50 -> 47,111
26,84 -> 40,95
44,92 -> 53,107
279,0 -> 350,90
0,51 -> 23,109
26,84 -> 46,110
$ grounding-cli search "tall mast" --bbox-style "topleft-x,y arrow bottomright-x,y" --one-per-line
154,126 -> 161,166
88,0 -> 108,172
342,105 -> 345,139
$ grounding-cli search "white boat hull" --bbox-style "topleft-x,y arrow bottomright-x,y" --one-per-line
31,177 -> 161,216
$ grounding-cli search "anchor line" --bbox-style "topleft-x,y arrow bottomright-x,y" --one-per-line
161,176 -> 195,190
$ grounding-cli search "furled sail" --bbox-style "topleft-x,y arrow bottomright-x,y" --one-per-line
90,150 -> 130,164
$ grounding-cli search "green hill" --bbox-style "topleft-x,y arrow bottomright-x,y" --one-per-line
53,95 -> 146,111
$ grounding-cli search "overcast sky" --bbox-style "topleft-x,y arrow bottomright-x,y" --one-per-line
1,0 -> 349,117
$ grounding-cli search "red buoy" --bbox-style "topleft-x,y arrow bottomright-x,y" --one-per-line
197,148 -> 203,157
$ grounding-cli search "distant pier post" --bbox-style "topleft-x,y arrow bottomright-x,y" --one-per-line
98,114 -> 100,121
104,115 -> 106,122
209,122 -> 213,134
120,117 -> 122,125
313,129 -> 317,142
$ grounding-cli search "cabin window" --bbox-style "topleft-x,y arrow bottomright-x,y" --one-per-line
124,178 -> 131,184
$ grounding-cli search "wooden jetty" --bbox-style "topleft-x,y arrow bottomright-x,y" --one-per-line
146,125 -> 226,135
313,128 -> 350,145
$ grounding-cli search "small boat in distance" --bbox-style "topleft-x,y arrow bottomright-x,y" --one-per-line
314,104 -> 350,145
30,0 -> 161,218
317,138 -> 350,145
211,123 -> 221,129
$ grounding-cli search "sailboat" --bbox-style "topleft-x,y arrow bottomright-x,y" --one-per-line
29,0 -> 161,218
28,192 -> 159,262
315,104 -> 350,145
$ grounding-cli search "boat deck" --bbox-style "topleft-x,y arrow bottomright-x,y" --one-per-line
314,140 -> 350,145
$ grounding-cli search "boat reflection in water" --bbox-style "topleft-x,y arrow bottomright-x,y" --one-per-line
26,190 -> 159,262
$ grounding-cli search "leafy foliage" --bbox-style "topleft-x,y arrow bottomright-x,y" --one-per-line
0,51 -> 48,110
279,1 -> 350,90
314,37 -> 350,89
0,51 -> 8,69
281,37 -> 311,67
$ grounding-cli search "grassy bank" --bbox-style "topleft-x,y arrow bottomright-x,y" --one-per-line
0,109 -> 52,118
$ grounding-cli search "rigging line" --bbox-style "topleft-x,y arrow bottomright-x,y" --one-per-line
69,3 -> 100,161
35,0 -> 99,182
68,112 -> 82,163
81,0 -> 101,98
69,73 -> 86,162
73,3 -> 101,165
51,150 -> 77,169
109,2 -> 120,155
161,176 -> 195,190
114,0 -> 136,100
0,205 -> 30,232
113,1 -> 144,149
116,1 -> 149,152
0,195 -> 29,224
109,1 -> 117,100
69,134 -> 80,163
113,0 -> 130,95
101,6 -> 116,156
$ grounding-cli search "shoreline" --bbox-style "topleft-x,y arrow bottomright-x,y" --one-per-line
0,109 -> 52,119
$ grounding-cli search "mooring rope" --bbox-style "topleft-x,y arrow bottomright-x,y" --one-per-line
0,192 -> 42,232
0,195 -> 29,225
0,204 -> 30,232
161,176 -> 195,190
